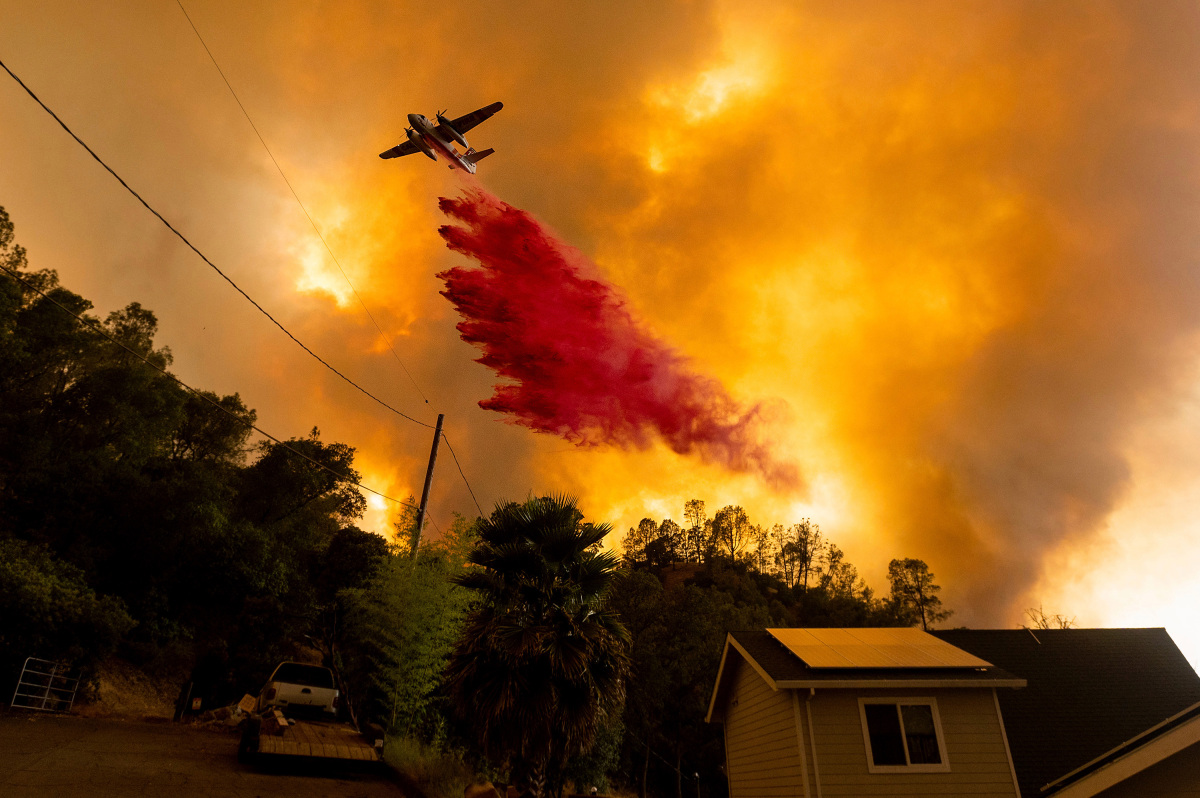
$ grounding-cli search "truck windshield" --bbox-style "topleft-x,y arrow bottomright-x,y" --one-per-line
270,663 -> 335,689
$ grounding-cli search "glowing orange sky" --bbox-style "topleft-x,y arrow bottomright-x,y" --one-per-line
3,1 -> 1200,660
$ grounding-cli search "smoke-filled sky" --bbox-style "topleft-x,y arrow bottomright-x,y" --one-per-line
3,1 -> 1200,661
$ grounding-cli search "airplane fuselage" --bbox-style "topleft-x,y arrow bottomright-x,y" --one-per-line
408,113 -> 478,174
380,102 -> 501,171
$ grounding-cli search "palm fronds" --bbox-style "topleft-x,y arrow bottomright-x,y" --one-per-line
445,495 -> 630,793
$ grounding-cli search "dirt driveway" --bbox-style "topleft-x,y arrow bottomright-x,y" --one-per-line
0,711 -> 404,797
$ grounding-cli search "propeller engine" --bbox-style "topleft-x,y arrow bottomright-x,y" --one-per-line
436,110 -> 469,148
406,127 -> 437,161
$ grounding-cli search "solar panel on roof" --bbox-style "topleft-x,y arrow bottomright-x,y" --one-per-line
768,629 -> 855,667
767,627 -> 994,669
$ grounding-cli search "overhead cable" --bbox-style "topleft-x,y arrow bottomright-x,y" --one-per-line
3,53 -> 485,523
0,262 -> 418,510
622,727 -> 702,780
166,12 -> 494,519
0,56 -> 434,431
440,433 -> 485,516
173,0 -> 431,408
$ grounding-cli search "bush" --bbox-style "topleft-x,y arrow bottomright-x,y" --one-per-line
384,735 -> 476,798
338,514 -> 476,733
0,537 -> 134,687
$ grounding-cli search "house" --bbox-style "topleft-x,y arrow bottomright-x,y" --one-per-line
934,628 -> 1200,798
707,627 -> 1200,798
706,628 -> 1027,797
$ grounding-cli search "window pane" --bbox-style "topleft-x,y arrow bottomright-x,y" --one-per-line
271,663 -> 335,688
864,704 -> 906,766
901,704 -> 942,765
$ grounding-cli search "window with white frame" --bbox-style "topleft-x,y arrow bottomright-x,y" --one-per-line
858,698 -> 950,773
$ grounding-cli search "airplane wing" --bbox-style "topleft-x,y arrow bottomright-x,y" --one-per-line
379,141 -> 419,159
439,101 -> 504,137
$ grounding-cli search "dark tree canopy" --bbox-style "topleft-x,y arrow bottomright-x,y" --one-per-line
446,495 -> 630,796
0,206 -> 388,707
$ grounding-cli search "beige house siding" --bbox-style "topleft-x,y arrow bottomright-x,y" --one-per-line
723,658 -> 807,798
803,686 -> 1019,798
1092,741 -> 1200,797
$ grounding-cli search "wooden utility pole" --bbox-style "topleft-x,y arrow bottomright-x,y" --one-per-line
412,413 -> 444,557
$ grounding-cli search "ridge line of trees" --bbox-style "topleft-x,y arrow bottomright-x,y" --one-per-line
620,499 -> 952,631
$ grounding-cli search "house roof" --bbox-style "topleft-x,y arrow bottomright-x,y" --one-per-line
706,629 -> 1025,723
933,628 -> 1200,798
767,627 -> 994,669
1045,700 -> 1200,798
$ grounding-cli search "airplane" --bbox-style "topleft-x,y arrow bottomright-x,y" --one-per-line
379,101 -> 503,174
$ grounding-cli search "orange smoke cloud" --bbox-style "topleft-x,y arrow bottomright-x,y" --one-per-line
5,1 -> 1200,634
557,0 -> 1200,620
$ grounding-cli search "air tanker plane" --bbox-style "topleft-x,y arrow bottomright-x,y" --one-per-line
379,102 -> 503,174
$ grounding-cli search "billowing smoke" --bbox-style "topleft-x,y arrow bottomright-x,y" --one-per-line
11,0 -> 1200,641
436,186 -> 800,490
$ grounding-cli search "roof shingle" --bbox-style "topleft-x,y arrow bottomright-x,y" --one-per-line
933,628 -> 1200,797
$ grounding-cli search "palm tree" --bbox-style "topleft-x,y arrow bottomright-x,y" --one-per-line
445,495 -> 630,796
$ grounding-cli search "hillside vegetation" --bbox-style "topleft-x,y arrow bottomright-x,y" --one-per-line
0,206 -> 950,797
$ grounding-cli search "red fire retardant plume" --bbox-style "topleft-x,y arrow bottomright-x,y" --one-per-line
436,187 -> 800,490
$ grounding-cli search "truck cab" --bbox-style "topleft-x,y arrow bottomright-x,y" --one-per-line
256,662 -> 339,720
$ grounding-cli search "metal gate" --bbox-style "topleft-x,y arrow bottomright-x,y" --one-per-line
10,657 -> 80,712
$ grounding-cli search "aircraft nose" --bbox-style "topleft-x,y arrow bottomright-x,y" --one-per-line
407,113 -> 421,126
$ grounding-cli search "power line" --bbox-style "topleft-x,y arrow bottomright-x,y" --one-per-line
164,12 -> 493,520
0,261 -> 419,511
0,56 -> 434,431
173,0 -> 431,408
622,727 -> 703,780
441,432 -> 484,516
2,53 -> 486,524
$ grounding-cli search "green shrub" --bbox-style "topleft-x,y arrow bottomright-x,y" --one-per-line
338,514 -> 476,733
0,537 -> 134,685
384,735 -> 476,798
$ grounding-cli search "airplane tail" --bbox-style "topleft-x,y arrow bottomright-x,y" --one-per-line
463,147 -> 495,166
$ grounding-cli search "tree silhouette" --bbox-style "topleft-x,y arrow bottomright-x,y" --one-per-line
1025,604 -> 1077,629
682,499 -> 707,562
622,517 -> 660,565
445,495 -> 630,797
887,558 -> 952,630
711,505 -> 751,559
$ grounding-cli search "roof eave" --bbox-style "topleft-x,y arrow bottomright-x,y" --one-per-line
1043,700 -> 1200,798
705,634 -> 781,723
776,677 -> 1027,689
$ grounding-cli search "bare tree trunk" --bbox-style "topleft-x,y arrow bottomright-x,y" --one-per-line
675,742 -> 683,798
513,753 -> 547,798
531,762 -> 545,798
640,739 -> 651,798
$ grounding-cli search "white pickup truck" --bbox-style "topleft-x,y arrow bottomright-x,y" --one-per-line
256,662 -> 340,720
